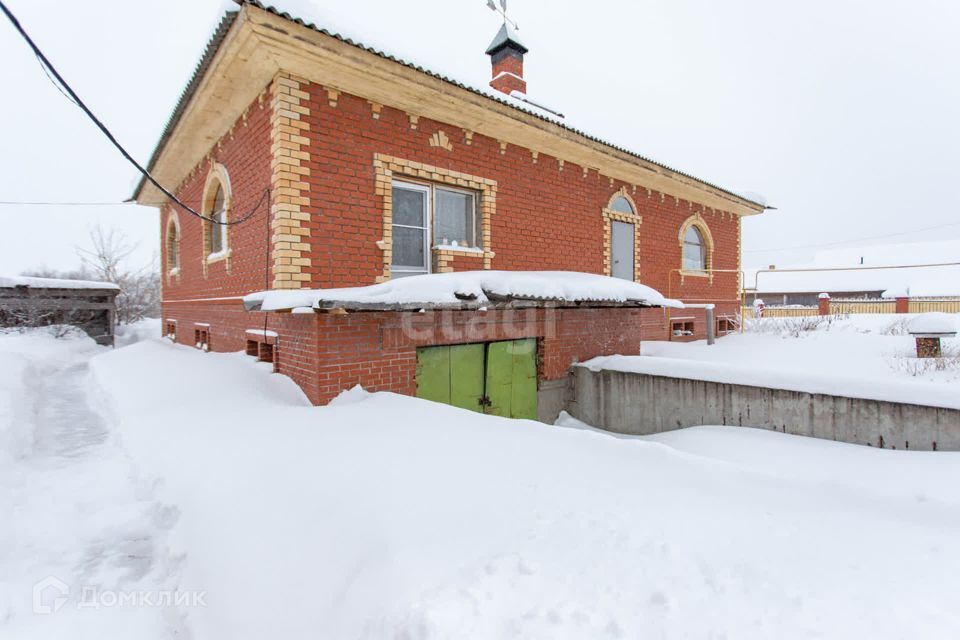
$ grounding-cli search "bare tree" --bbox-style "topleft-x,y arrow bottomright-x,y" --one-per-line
78,226 -> 135,285
76,226 -> 160,324
15,226 -> 160,328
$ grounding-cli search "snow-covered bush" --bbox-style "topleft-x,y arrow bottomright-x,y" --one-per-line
881,317 -> 912,336
887,344 -> 960,377
746,314 -> 846,338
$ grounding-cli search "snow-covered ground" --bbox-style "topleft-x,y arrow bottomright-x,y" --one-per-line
586,313 -> 960,409
1,323 -> 184,639
3,325 -> 960,638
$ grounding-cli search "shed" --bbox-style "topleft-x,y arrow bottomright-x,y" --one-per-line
0,275 -> 120,346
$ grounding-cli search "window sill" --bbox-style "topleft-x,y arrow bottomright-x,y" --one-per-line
679,269 -> 711,278
433,244 -> 484,255
206,250 -> 231,264
391,269 -> 429,279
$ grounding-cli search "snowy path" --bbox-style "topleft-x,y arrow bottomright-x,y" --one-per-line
32,360 -> 109,458
0,331 -> 187,639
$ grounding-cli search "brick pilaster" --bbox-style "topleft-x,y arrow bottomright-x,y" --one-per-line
270,72 -> 312,289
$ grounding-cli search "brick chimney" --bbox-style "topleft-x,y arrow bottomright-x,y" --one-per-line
486,23 -> 528,96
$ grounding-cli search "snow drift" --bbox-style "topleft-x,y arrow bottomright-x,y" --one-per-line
73,338 -> 960,639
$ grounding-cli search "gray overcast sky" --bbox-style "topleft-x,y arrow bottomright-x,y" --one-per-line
0,0 -> 957,275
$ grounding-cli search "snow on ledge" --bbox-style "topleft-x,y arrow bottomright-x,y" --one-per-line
244,271 -> 681,312
909,313 -> 958,335
246,329 -> 279,338
0,274 -> 119,290
580,354 -> 960,411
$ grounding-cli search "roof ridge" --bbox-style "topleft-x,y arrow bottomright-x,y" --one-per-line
135,1 -> 767,211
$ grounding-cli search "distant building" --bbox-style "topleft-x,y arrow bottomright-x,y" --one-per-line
745,240 -> 960,306
0,276 -> 119,345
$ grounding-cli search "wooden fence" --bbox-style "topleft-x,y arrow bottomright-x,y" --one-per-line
741,306 -> 817,319
909,298 -> 960,314
829,299 -> 896,314
742,297 -> 960,318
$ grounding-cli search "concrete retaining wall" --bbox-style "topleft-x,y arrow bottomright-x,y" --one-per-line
567,366 -> 960,451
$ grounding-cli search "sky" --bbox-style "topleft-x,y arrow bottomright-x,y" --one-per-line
0,0 -> 957,275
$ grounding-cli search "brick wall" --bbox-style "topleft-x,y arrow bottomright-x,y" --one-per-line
162,303 -> 646,405
298,82 -> 741,333
160,88 -> 274,301
161,75 -> 745,404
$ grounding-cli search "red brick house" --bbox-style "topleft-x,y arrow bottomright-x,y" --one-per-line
134,1 -> 766,419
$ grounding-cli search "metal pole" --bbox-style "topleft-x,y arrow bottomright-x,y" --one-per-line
706,304 -> 715,345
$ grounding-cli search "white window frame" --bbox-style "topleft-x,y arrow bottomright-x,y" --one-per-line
683,226 -> 706,272
433,184 -> 478,249
391,181 -> 432,276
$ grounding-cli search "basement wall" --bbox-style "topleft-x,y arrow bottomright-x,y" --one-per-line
566,367 -> 960,451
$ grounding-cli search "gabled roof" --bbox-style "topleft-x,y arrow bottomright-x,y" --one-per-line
134,0 -> 768,214
133,10 -> 237,202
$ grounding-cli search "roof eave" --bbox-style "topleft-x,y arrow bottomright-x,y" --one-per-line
131,10 -> 240,203
133,1 -> 769,214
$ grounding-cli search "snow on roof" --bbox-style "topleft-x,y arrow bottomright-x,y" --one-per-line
909,313 -> 958,336
244,271 -> 680,312
0,275 -> 119,291
746,239 -> 960,296
137,0 -> 766,210
747,266 -> 960,296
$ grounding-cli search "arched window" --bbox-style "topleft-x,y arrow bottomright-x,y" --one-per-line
206,182 -> 227,255
202,164 -> 231,264
165,216 -> 180,273
609,195 -> 635,215
683,225 -> 706,271
603,189 -> 641,281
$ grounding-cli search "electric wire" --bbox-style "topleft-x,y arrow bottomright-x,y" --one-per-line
0,0 -> 267,226
0,201 -> 142,206
743,219 -> 960,253
3,3 -> 955,253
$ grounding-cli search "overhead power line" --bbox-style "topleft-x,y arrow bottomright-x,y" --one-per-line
0,201 -> 143,206
744,219 -> 960,253
0,0 -> 267,226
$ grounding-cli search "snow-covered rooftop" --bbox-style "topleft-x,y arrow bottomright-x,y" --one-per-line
0,274 -> 119,291
137,1 -> 767,210
244,271 -> 680,312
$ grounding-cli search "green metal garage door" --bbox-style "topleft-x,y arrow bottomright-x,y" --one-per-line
415,339 -> 537,420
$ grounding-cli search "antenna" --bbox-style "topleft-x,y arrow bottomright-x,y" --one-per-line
486,0 -> 519,30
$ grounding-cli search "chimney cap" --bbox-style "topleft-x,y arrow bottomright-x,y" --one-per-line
486,23 -> 528,56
